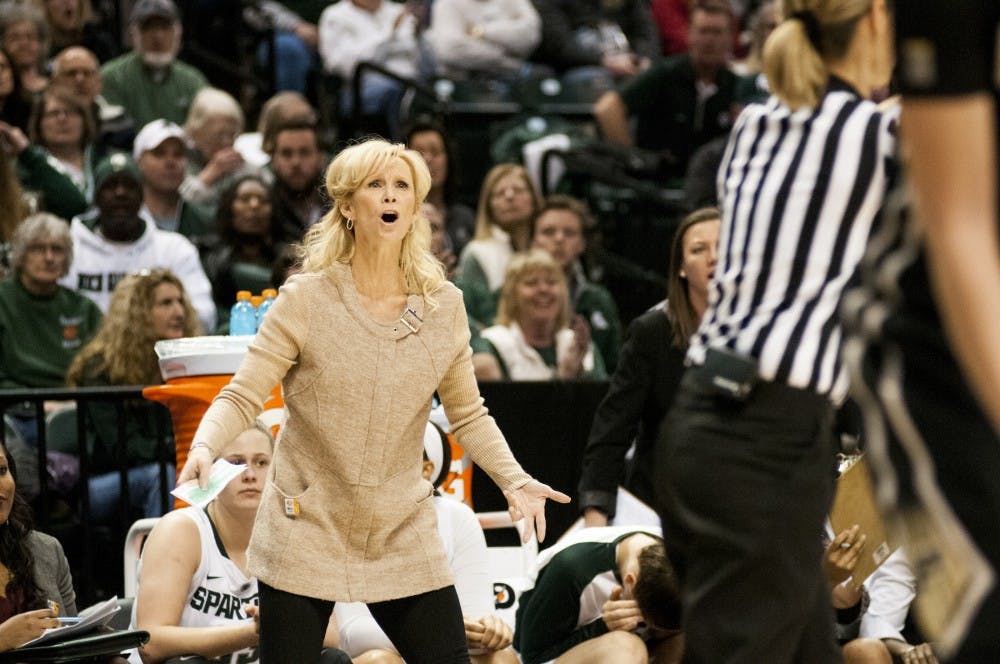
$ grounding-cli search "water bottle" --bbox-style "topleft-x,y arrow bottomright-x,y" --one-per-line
230,290 -> 257,335
257,288 -> 276,327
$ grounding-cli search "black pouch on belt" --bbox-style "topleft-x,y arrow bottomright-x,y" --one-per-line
696,346 -> 758,402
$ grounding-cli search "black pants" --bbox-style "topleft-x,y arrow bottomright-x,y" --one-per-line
655,371 -> 840,664
258,581 -> 470,664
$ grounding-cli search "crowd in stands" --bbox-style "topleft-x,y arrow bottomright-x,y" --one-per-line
0,0 -> 943,661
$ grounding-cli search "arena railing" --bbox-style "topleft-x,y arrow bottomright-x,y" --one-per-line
0,386 -> 174,605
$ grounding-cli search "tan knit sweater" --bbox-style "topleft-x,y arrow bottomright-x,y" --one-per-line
193,263 -> 532,602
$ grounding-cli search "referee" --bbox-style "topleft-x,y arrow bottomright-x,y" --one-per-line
653,1 -> 896,661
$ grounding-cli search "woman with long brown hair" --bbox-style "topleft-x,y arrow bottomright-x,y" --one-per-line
578,207 -> 720,526
0,439 -> 70,650
67,269 -> 202,523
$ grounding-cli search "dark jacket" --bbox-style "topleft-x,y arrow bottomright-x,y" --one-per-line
577,302 -> 683,516
76,355 -> 174,474
620,54 -> 738,179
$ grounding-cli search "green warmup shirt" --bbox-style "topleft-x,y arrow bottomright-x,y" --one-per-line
0,278 -> 102,388
514,526 -> 660,664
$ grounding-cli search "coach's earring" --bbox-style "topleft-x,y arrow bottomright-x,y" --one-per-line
346,218 -> 354,231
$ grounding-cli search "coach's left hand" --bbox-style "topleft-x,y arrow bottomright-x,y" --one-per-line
504,480 -> 571,543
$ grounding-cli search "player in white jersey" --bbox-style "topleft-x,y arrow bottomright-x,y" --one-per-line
129,423 -> 271,663
129,423 -> 350,663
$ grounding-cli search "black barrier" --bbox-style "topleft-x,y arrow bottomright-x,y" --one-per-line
472,380 -> 610,548
0,386 -> 173,605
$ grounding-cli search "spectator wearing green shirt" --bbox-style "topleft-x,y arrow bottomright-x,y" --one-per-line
99,0 -> 207,129
0,212 -> 102,444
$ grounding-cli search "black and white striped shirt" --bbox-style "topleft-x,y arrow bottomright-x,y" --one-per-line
688,79 -> 898,401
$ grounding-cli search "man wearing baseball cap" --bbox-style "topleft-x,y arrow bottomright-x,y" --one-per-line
59,152 -> 217,331
133,119 -> 211,242
99,0 -> 208,128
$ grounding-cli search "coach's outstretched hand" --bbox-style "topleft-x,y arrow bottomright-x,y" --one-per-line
504,480 -> 571,544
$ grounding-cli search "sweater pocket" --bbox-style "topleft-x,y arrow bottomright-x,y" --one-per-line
267,444 -> 316,500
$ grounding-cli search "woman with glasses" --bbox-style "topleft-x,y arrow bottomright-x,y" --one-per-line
455,163 -> 540,332
0,213 -> 101,445
8,86 -> 106,220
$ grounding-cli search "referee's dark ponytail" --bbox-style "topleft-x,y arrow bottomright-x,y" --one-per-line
763,0 -> 872,110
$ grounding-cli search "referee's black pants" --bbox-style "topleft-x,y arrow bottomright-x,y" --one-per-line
655,370 -> 841,664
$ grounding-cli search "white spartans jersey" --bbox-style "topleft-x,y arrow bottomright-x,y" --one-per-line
129,507 -> 259,663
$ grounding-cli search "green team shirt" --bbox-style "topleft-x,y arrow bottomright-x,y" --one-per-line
15,147 -> 90,222
0,278 -> 103,388
514,532 -> 636,664
100,53 -> 208,128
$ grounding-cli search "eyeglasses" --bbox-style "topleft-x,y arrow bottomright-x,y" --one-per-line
56,68 -> 98,79
26,243 -> 68,255
491,185 -> 530,199
42,108 -> 79,120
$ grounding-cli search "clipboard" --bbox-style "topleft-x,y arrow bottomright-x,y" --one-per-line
829,454 -> 897,585
0,629 -> 149,663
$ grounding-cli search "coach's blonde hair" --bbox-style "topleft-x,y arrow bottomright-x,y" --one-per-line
762,0 -> 873,110
299,138 -> 446,306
